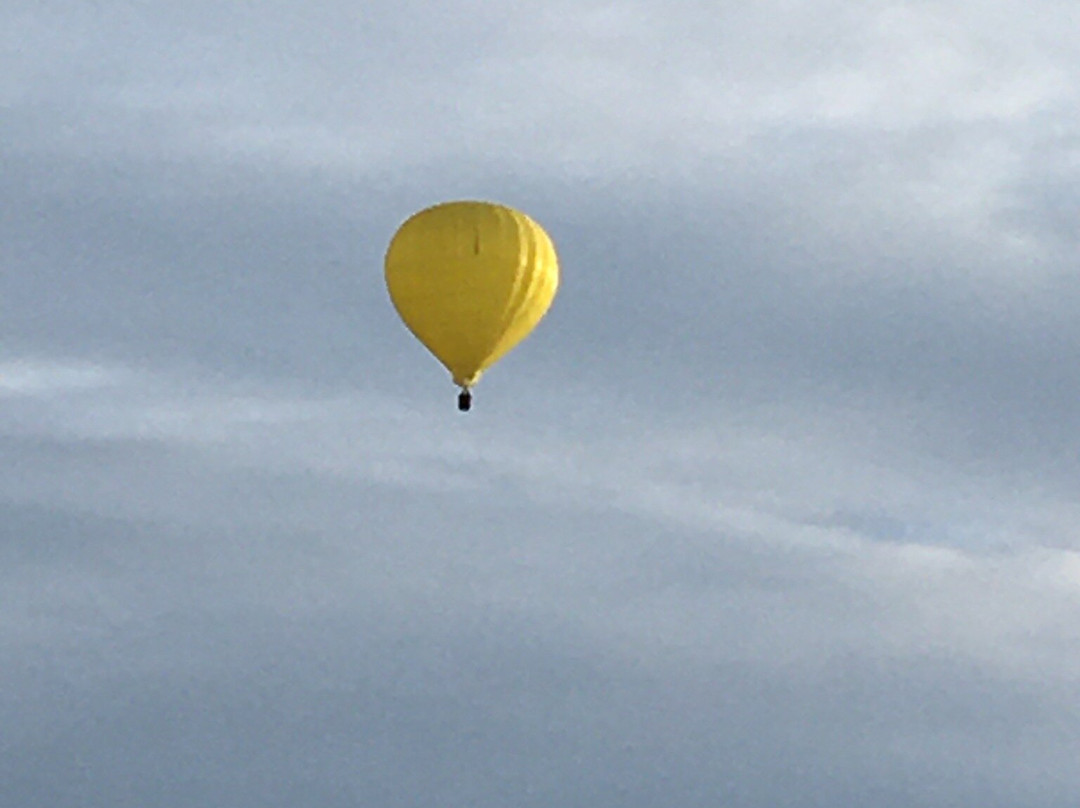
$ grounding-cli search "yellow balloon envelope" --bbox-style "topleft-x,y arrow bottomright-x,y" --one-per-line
385,201 -> 559,410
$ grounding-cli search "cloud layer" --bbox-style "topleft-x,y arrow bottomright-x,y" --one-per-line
4,1 -> 1080,804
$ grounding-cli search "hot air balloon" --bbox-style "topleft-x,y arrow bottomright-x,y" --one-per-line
384,200 -> 559,411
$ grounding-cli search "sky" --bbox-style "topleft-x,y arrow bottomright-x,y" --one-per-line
3,1 -> 1080,805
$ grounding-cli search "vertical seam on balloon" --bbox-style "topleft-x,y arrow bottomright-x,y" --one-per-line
482,207 -> 525,362
492,212 -> 533,363
491,216 -> 546,368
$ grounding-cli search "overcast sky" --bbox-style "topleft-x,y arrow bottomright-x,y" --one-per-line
3,1 -> 1080,805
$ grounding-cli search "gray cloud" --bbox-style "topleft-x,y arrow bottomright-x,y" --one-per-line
5,0 -> 1080,804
